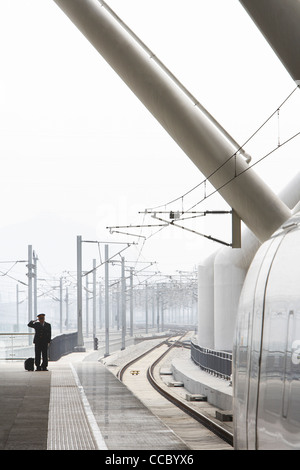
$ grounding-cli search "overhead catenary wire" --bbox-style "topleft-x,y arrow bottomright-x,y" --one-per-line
185,127 -> 300,215
109,230 -> 147,239
0,270 -> 28,286
145,85 -> 299,214
82,244 -> 134,277
106,85 -> 299,256
104,82 -> 299,265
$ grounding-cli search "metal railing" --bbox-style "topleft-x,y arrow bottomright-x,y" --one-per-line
0,332 -> 78,361
48,332 -> 78,361
0,333 -> 35,360
191,338 -> 232,380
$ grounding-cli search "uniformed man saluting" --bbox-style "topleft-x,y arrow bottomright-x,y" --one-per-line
28,313 -> 51,371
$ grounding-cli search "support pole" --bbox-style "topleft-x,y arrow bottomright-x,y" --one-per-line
16,285 -> 19,333
145,281 -> 148,334
65,287 -> 69,330
161,290 -> 164,332
156,284 -> 160,333
121,257 -> 126,350
85,274 -> 89,336
152,287 -> 155,328
33,250 -> 38,317
99,282 -> 102,329
27,245 -> 33,345
130,267 -> 133,337
104,244 -> 109,357
60,277 -> 63,334
116,286 -> 120,330
232,209 -> 241,248
93,258 -> 96,340
76,235 -> 85,351
27,245 -> 33,323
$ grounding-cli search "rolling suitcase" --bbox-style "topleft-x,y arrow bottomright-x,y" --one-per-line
24,357 -> 34,371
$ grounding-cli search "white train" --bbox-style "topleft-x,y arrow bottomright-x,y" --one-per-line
233,212 -> 300,449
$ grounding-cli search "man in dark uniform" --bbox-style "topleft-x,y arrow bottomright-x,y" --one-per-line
28,313 -> 51,371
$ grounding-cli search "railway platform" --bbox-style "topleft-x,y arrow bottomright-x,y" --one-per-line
0,356 -> 188,451
0,339 -> 232,452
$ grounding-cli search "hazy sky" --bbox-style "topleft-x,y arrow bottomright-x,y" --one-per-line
0,0 -> 299,298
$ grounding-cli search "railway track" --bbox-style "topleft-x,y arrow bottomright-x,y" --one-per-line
118,332 -> 233,449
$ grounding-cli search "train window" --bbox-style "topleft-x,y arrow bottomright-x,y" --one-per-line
286,310 -> 300,427
234,308 -> 250,401
263,309 -> 287,417
288,380 -> 300,427
282,311 -> 294,418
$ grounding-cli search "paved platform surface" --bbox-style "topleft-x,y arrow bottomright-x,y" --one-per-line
0,339 -> 233,451
0,352 -> 188,450
0,361 -> 51,450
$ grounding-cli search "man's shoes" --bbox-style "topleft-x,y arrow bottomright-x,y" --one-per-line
42,368 -> 48,371
36,366 -> 41,371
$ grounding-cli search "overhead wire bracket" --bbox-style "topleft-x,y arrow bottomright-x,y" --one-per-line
107,208 -> 241,248
151,214 -> 233,247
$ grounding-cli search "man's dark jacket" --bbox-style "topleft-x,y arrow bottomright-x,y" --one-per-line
27,320 -> 52,344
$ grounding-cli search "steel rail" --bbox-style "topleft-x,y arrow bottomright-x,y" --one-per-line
118,332 -> 233,447
117,331 -> 184,381
147,346 -> 234,447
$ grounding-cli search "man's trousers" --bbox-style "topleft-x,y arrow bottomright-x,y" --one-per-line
34,342 -> 48,370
